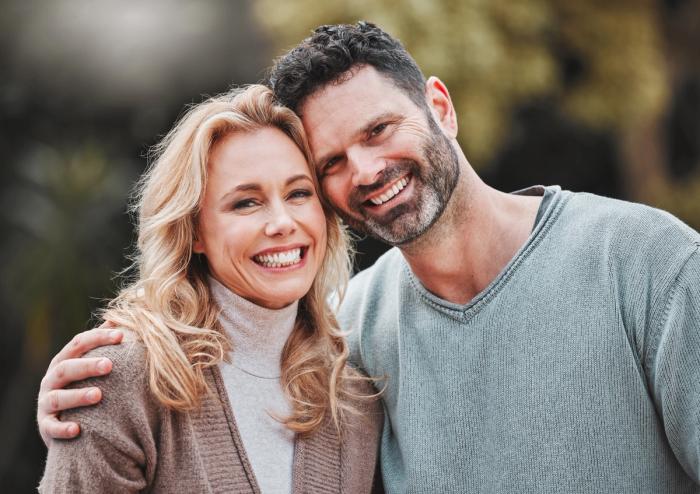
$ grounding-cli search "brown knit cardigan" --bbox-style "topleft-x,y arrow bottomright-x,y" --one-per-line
39,341 -> 383,493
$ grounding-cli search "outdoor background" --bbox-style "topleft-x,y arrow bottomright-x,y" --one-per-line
2,0 -> 699,490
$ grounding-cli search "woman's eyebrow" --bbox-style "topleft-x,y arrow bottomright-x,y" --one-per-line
220,183 -> 261,203
219,175 -> 312,202
286,174 -> 313,186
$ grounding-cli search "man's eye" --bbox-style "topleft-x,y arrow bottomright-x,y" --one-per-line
322,157 -> 341,174
370,123 -> 388,137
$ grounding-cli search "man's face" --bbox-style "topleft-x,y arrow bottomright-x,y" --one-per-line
299,66 -> 460,245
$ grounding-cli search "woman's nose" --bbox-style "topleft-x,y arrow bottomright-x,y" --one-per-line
264,203 -> 296,237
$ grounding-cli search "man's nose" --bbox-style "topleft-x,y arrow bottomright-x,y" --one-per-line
265,202 -> 296,237
347,147 -> 385,187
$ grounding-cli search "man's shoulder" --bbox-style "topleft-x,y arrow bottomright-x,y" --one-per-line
339,247 -> 405,367
343,247 -> 404,312
562,191 -> 700,285
558,191 -> 699,264
567,191 -> 699,243
348,246 -> 404,286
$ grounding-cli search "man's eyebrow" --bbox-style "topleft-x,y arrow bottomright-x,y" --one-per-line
314,111 -> 400,169
359,111 -> 400,136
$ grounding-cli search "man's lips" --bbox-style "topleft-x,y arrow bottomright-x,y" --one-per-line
363,174 -> 411,207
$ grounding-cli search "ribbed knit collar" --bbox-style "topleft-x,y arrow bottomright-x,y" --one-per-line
209,276 -> 298,379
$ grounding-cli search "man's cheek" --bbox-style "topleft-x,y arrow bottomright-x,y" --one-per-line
321,183 -> 348,211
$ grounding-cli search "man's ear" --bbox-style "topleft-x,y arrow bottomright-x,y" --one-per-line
425,76 -> 458,138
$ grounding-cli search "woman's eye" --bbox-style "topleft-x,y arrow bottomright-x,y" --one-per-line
288,189 -> 313,200
232,199 -> 258,210
370,123 -> 388,137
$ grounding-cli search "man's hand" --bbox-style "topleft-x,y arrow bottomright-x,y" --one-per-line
37,327 -> 123,447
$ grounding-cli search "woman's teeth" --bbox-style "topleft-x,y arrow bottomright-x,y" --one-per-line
254,248 -> 302,268
369,177 -> 409,206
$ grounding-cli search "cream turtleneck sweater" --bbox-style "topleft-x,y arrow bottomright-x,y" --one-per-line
210,277 -> 297,494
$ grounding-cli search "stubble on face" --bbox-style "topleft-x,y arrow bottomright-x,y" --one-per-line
338,116 -> 461,246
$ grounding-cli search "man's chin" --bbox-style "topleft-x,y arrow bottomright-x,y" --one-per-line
340,203 -> 434,245
364,216 -> 427,246
364,202 -> 448,246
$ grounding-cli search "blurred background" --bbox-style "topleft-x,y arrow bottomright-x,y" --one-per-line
1,0 -> 699,490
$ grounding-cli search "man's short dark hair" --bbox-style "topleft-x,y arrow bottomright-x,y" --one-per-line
268,21 -> 427,113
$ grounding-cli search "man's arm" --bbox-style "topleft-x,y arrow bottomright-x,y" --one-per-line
648,245 -> 700,482
36,327 -> 123,445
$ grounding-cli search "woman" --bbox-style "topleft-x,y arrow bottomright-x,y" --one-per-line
39,85 -> 382,493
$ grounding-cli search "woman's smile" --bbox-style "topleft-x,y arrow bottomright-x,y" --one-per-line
251,244 -> 308,270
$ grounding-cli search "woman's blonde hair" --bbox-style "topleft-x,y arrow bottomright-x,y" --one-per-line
102,84 -> 359,433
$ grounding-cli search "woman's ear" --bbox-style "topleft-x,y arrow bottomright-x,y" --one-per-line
425,76 -> 458,138
192,230 -> 205,254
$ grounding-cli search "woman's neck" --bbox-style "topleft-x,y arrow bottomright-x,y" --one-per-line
208,276 -> 298,379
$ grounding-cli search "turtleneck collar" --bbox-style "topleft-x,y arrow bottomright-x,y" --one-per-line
209,276 -> 299,379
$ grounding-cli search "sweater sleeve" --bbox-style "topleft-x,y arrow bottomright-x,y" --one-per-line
340,376 -> 384,493
38,340 -> 158,493
40,427 -> 148,493
649,245 -> 700,483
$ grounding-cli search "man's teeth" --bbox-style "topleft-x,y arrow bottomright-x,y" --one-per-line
254,248 -> 302,268
370,177 -> 409,206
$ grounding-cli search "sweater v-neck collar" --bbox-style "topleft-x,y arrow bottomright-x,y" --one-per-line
403,185 -> 568,321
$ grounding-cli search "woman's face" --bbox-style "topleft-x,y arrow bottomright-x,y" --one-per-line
194,126 -> 327,309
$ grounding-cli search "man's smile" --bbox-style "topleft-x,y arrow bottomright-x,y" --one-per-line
365,174 -> 411,206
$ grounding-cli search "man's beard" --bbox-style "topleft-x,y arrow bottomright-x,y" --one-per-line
338,118 -> 460,246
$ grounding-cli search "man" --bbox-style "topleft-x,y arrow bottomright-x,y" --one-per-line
38,22 -> 700,493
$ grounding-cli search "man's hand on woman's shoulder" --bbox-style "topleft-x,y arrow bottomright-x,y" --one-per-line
36,326 -> 123,446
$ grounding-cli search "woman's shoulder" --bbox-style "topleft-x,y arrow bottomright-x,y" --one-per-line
57,330 -> 166,458
41,333 -> 159,493
65,331 -> 156,423
79,330 -> 149,388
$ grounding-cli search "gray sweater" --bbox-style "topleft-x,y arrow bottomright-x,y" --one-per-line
340,186 -> 700,493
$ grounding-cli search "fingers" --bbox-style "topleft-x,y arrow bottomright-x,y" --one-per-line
37,387 -> 102,445
39,387 -> 102,416
49,327 -> 123,369
41,357 -> 112,392
39,415 -> 81,444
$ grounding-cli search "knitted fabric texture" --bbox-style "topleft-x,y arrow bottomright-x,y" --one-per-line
40,314 -> 382,492
340,186 -> 700,494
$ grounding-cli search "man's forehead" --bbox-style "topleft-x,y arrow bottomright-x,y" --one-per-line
298,67 -> 416,155
299,66 -> 400,116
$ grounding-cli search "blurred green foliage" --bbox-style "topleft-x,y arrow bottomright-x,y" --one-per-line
256,0 -> 665,159
255,0 -> 700,228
